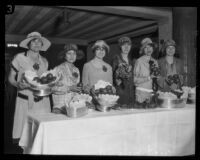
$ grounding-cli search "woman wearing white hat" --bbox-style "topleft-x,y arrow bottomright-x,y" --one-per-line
157,39 -> 184,91
8,32 -> 51,141
134,37 -> 159,104
82,40 -> 113,88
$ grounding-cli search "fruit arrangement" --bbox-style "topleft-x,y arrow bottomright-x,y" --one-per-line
24,69 -> 61,89
90,80 -> 119,109
33,73 -> 57,84
90,80 -> 115,95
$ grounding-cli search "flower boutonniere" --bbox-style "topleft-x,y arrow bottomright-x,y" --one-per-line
102,65 -> 107,72
72,72 -> 78,78
33,63 -> 40,71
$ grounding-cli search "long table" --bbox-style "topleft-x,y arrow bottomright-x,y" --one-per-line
19,104 -> 195,155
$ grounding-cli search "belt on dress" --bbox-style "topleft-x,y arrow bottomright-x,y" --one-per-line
17,92 -> 43,102
17,92 -> 28,100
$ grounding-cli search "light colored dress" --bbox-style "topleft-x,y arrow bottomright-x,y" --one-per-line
11,52 -> 51,139
52,62 -> 80,109
82,60 -> 113,88
134,55 -> 158,102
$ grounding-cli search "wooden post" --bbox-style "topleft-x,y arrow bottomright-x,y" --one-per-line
173,7 -> 197,87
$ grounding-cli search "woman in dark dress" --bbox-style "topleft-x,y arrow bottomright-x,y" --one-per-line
112,36 -> 135,108
157,39 -> 184,92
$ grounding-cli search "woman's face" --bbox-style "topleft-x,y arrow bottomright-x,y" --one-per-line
95,47 -> 106,59
144,44 -> 153,56
121,43 -> 131,55
29,38 -> 43,52
166,45 -> 175,56
65,50 -> 77,63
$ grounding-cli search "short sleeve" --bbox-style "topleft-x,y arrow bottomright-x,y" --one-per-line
11,54 -> 21,72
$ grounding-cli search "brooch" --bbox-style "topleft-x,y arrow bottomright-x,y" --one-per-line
33,63 -> 39,70
72,72 -> 78,78
102,65 -> 107,72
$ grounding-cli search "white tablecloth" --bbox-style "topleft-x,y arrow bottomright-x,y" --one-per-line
19,104 -> 195,155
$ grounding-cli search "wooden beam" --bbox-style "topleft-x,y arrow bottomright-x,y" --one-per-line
5,34 -> 88,45
105,25 -> 158,43
87,20 -> 156,42
64,6 -> 171,21
70,16 -> 121,38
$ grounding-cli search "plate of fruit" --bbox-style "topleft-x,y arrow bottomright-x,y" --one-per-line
90,80 -> 119,111
24,69 -> 61,90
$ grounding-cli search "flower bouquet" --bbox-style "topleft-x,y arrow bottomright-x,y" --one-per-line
115,63 -> 132,80
149,60 -> 161,92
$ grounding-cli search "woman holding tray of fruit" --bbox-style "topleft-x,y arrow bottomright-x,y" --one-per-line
157,40 -> 184,92
52,43 -> 82,114
82,40 -> 113,88
134,38 -> 160,105
8,32 -> 51,141
112,36 -> 135,108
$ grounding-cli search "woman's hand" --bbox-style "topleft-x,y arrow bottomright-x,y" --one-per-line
82,84 -> 91,94
17,74 -> 31,90
116,79 -> 122,86
52,108 -> 62,114
170,83 -> 178,90
112,86 -> 116,94
69,85 -> 82,93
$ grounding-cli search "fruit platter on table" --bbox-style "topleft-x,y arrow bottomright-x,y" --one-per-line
156,86 -> 194,108
90,80 -> 119,112
24,69 -> 62,96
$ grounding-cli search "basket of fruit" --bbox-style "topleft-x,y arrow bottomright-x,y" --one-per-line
157,90 -> 186,109
91,80 -> 119,112
65,93 -> 91,118
24,69 -> 61,96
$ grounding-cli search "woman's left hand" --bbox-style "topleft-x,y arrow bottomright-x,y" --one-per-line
112,86 -> 116,94
170,83 -> 178,90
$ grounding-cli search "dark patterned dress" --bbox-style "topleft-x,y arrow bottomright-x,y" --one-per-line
112,54 -> 135,108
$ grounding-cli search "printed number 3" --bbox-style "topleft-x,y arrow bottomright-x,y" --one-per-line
6,5 -> 14,14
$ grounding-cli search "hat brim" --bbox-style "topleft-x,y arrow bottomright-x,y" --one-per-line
139,42 -> 157,54
19,36 -> 51,51
91,45 -> 110,53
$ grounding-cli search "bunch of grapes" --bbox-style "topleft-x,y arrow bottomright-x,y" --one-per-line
115,63 -> 132,80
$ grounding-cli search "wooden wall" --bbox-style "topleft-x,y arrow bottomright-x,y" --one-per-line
173,7 -> 197,87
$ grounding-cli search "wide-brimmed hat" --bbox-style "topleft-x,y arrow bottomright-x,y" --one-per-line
139,37 -> 156,54
91,40 -> 110,53
19,32 -> 51,51
118,36 -> 132,46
